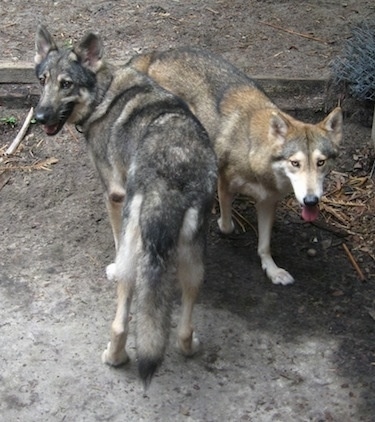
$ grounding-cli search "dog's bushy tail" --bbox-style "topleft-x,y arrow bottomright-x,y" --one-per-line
135,194 -> 187,389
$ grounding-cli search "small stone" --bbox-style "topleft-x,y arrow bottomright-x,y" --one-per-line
307,248 -> 317,257
179,406 -> 190,416
321,239 -> 332,250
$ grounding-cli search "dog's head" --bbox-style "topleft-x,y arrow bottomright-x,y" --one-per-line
34,25 -> 104,135
270,107 -> 343,222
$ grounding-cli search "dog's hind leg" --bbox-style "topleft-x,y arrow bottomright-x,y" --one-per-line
105,187 -> 126,251
102,277 -> 133,366
217,174 -> 235,234
102,195 -> 142,367
176,213 -> 204,356
176,245 -> 203,356
256,198 -> 294,285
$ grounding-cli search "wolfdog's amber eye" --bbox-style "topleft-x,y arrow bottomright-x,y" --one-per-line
290,160 -> 300,168
317,160 -> 325,167
60,80 -> 73,90
39,77 -> 46,86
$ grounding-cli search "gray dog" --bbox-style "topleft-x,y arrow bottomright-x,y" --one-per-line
34,25 -> 217,388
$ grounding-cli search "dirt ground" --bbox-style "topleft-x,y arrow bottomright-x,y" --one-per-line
1,1 -> 375,421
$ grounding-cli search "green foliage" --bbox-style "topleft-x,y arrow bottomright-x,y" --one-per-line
64,38 -> 73,48
0,116 -> 17,127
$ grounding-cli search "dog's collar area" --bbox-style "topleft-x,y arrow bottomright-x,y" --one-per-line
75,124 -> 83,133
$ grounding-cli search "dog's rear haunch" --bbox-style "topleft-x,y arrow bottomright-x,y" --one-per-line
34,25 -> 217,388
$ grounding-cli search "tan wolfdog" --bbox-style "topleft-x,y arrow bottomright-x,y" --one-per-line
130,47 -> 343,285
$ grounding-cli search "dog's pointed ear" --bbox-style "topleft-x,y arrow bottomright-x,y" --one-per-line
321,107 -> 343,146
269,112 -> 289,145
35,25 -> 58,65
75,32 -> 104,72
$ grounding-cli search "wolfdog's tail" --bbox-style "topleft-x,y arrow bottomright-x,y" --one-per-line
135,193 -> 192,388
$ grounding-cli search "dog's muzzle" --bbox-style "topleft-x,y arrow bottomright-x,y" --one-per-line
34,105 -> 71,136
301,194 -> 319,222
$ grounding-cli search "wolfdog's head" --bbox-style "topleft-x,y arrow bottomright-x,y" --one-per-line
34,25 -> 105,135
269,107 -> 343,222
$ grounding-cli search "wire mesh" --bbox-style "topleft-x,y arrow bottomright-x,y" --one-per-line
331,23 -> 375,102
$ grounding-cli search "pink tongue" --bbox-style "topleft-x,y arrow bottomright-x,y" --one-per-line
301,205 -> 319,222
44,124 -> 59,136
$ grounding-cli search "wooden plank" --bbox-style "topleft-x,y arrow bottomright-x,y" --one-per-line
0,62 -> 35,84
0,61 -> 328,94
0,61 -> 330,117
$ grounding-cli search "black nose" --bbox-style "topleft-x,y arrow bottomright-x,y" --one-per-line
304,195 -> 319,206
34,105 -> 55,125
34,109 -> 48,125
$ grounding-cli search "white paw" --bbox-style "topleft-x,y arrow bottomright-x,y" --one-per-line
217,217 -> 235,234
178,331 -> 201,356
269,268 -> 295,286
102,342 -> 129,366
190,332 -> 201,355
106,263 -> 116,281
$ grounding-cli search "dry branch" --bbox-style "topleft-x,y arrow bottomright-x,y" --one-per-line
0,171 -> 10,191
4,107 -> 34,156
260,21 -> 330,44
3,157 -> 59,172
342,243 -> 366,281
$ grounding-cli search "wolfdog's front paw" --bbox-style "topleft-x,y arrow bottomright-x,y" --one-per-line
217,217 -> 235,234
106,263 -> 116,281
269,268 -> 295,286
102,342 -> 129,367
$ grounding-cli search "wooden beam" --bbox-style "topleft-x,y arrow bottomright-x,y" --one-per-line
0,61 -> 328,95
0,62 -> 35,84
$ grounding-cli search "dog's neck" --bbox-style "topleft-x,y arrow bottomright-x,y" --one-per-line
80,65 -> 153,135
94,61 -> 116,107
76,60 -> 115,131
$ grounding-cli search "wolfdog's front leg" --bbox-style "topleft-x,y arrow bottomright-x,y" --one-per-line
256,199 -> 294,285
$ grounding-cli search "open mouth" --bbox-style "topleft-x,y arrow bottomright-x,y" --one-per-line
301,204 -> 319,222
42,122 -> 64,136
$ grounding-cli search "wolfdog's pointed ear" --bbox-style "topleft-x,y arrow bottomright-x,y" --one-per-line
35,25 -> 58,65
321,107 -> 343,146
269,112 -> 289,145
75,33 -> 104,72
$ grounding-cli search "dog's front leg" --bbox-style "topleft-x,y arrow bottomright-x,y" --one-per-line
256,198 -> 295,285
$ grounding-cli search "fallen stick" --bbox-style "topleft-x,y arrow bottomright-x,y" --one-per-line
311,220 -> 349,238
5,107 -> 34,156
342,243 -> 366,281
260,21 -> 329,44
232,207 -> 258,236
0,171 -> 11,191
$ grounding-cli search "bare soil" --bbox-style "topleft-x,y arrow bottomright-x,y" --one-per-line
0,1 -> 375,422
